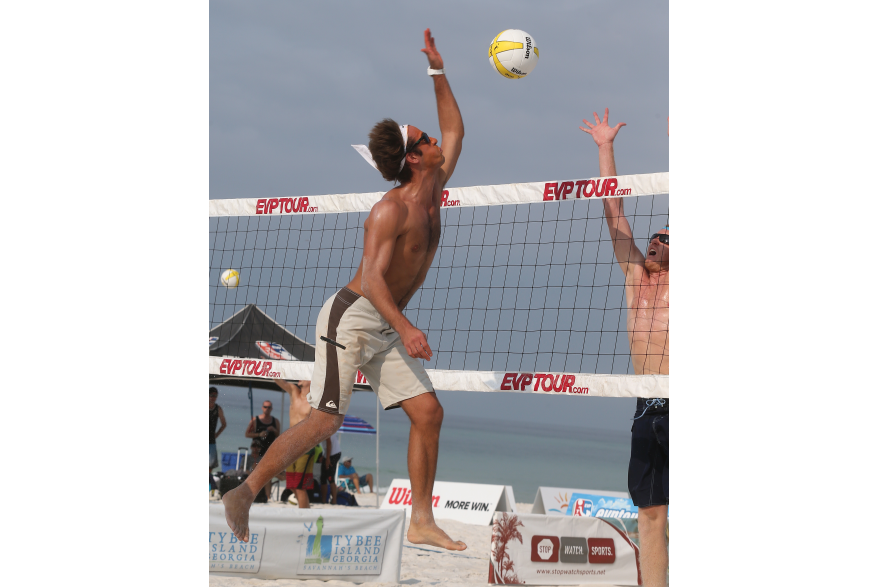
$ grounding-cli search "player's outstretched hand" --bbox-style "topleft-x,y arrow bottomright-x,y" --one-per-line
421,28 -> 444,70
401,325 -> 433,361
580,107 -> 626,147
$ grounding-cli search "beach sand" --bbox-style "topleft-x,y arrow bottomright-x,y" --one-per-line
209,493 -> 532,587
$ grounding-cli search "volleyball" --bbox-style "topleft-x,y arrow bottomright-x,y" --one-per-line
220,269 -> 240,288
488,29 -> 539,80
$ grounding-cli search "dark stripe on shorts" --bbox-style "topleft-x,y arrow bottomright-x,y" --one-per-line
320,288 -> 361,413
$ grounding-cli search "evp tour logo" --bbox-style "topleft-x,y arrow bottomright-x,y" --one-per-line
256,197 -> 318,215
296,515 -> 386,575
209,527 -> 265,573
440,190 -> 460,207
218,358 -> 281,379
530,535 -> 616,565
500,372 -> 589,395
542,178 -> 632,201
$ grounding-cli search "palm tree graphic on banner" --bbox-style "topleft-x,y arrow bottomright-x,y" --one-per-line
490,513 -> 524,584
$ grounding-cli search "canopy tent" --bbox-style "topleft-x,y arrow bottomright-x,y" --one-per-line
208,303 -> 382,498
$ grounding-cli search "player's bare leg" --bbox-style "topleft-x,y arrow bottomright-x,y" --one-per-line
401,392 -> 466,551
638,505 -> 668,587
222,409 -> 342,541
294,488 -> 310,509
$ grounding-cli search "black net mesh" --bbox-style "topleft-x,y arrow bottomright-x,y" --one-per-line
209,193 -> 668,375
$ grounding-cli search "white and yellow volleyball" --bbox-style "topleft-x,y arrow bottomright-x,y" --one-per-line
488,29 -> 539,80
220,269 -> 240,288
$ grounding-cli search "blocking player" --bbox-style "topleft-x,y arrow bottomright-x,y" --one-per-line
580,108 -> 669,587
223,28 -> 466,551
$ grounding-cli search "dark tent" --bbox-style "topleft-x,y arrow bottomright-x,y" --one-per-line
208,304 -> 372,392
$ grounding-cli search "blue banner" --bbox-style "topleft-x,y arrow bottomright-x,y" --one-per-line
565,493 -> 639,519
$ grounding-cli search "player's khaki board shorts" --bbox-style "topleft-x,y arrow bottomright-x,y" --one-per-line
307,287 -> 434,415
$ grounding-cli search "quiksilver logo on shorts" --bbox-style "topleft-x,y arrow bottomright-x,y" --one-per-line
326,401 -> 337,409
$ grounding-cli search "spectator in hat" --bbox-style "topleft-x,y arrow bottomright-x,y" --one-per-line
337,456 -> 373,494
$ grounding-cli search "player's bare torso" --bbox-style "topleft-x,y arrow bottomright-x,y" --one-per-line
347,188 -> 441,305
625,269 -> 669,375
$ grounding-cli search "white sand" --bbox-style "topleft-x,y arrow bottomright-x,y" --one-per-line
209,495 -> 533,587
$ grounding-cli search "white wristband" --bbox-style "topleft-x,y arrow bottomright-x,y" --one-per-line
427,68 -> 445,76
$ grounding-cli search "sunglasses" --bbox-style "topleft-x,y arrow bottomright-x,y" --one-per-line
649,233 -> 669,245
406,132 -> 430,153
262,405 -> 272,409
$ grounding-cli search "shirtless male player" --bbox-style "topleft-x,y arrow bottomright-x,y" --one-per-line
274,379 -> 318,508
580,108 -> 669,587
223,28 -> 466,551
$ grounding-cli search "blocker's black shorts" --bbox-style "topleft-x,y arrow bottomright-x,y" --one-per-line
628,407 -> 669,507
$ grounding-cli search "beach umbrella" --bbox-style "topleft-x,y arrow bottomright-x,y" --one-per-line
338,413 -> 380,500
339,415 -> 376,434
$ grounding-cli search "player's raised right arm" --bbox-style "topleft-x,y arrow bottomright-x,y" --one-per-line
580,108 -> 644,275
361,201 -> 433,361
421,28 -> 463,188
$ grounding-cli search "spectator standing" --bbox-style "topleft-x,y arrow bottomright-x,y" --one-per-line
338,456 -> 374,494
209,387 -> 227,475
244,400 -> 280,457
320,431 -> 342,504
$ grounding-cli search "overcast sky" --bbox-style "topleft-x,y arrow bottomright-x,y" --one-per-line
209,0 -> 668,431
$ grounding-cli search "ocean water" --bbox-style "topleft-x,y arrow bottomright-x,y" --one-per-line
212,387 -> 632,503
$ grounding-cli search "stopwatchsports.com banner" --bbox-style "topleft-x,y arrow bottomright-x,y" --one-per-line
208,357 -> 668,399
208,172 -> 669,217
209,504 -> 405,582
488,513 -> 641,585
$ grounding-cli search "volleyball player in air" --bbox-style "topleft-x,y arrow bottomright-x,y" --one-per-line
223,28 -> 466,551
581,108 -> 669,587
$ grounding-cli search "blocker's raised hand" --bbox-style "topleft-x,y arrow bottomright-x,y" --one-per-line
580,107 -> 626,147
421,28 -> 444,70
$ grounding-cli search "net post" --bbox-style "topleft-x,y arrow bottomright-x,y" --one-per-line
375,393 -> 380,505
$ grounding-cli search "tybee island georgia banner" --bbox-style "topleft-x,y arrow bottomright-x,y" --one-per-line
209,504 -> 405,582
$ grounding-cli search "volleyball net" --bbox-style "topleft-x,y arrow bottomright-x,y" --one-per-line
208,172 -> 669,398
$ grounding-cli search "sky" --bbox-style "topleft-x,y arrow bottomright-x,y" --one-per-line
209,0 -> 668,432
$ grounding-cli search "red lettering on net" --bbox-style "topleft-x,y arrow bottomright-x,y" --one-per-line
256,197 -> 310,214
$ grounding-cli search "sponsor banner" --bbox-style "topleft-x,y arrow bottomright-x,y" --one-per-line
255,340 -> 294,361
380,479 -> 517,526
488,513 -> 641,585
567,493 -> 638,519
208,358 -> 668,399
532,487 -> 630,516
209,504 -> 404,582
208,172 -> 669,217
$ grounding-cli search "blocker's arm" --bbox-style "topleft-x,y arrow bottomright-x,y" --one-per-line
580,108 -> 644,276
422,28 -> 464,189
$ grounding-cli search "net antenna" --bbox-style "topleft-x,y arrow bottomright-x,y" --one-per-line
209,173 -> 668,399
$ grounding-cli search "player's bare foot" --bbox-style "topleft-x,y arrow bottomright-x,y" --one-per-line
407,520 -> 467,551
222,484 -> 255,542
